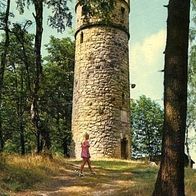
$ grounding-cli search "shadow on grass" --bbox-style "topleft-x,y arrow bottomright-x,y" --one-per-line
2,156 -> 196,196
1,165 -> 45,192
24,159 -> 158,196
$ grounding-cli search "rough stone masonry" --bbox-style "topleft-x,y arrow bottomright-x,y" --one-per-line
71,0 -> 131,159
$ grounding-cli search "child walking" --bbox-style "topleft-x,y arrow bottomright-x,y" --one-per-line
79,132 -> 95,176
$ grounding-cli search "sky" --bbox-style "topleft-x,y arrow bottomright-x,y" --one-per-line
8,0 -> 196,164
130,0 -> 168,103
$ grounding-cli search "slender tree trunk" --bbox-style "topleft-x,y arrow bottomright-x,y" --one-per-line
19,105 -> 25,155
40,123 -> 51,153
35,130 -> 41,153
13,26 -> 32,94
19,69 -> 25,155
152,1 -> 190,196
12,26 -> 34,154
63,138 -> 69,157
14,64 -> 26,155
56,112 -> 68,156
0,111 -> 3,151
63,111 -> 72,157
19,115 -> 25,155
0,0 -> 10,152
31,0 -> 43,153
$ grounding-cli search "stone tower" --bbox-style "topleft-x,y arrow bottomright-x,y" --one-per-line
72,0 -> 131,159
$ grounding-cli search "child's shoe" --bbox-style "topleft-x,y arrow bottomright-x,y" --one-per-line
78,172 -> 84,177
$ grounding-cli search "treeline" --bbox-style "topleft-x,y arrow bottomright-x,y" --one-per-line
0,31 -> 74,155
131,96 -> 163,160
0,0 -> 74,156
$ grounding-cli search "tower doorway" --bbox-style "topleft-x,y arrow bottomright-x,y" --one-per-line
121,137 -> 128,159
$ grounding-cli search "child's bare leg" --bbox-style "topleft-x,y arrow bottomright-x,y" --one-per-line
80,158 -> 87,173
87,159 -> 93,172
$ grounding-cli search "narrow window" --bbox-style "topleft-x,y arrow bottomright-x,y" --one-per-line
122,92 -> 125,105
75,80 -> 78,87
82,6 -> 85,16
80,32 -> 83,43
121,7 -> 125,18
82,6 -> 87,16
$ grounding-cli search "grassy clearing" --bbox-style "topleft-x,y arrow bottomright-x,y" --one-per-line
0,154 -> 195,196
0,153 -> 66,193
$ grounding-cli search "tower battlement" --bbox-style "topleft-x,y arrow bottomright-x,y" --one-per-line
75,0 -> 130,36
72,0 -> 131,159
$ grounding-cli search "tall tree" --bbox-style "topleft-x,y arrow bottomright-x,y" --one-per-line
42,36 -> 74,156
30,0 -> 44,153
153,0 -> 190,195
16,0 -> 72,153
10,26 -> 34,155
0,29 -> 35,154
131,96 -> 163,160
1,26 -> 35,153
0,0 -> 11,152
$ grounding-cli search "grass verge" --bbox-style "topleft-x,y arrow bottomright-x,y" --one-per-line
0,154 -> 195,196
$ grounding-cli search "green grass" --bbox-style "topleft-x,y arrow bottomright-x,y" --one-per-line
0,154 -> 195,196
0,154 -> 63,193
185,168 -> 196,196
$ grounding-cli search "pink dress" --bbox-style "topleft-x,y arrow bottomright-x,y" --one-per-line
81,140 -> 90,158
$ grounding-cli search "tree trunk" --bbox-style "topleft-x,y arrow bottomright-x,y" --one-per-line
152,1 -> 190,196
14,63 -> 26,155
40,124 -> 51,153
31,0 -> 43,153
63,138 -> 69,157
0,0 -> 10,152
0,115 -> 3,151
19,69 -> 25,155
12,25 -> 32,94
19,116 -> 25,155
36,130 -> 42,153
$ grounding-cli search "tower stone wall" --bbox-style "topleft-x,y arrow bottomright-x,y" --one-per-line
72,0 -> 131,159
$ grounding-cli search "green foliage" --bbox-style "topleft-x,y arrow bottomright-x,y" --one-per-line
40,36 -> 75,155
0,28 -> 35,154
0,25 -> 74,155
0,2 -> 14,30
78,0 -> 116,21
46,0 -> 72,31
16,0 -> 72,32
131,95 -> 164,159
192,0 -> 196,10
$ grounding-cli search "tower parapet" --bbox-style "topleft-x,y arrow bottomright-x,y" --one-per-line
72,0 -> 131,159
75,0 -> 129,36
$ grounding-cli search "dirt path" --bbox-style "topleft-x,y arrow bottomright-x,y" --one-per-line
12,163 -> 128,196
